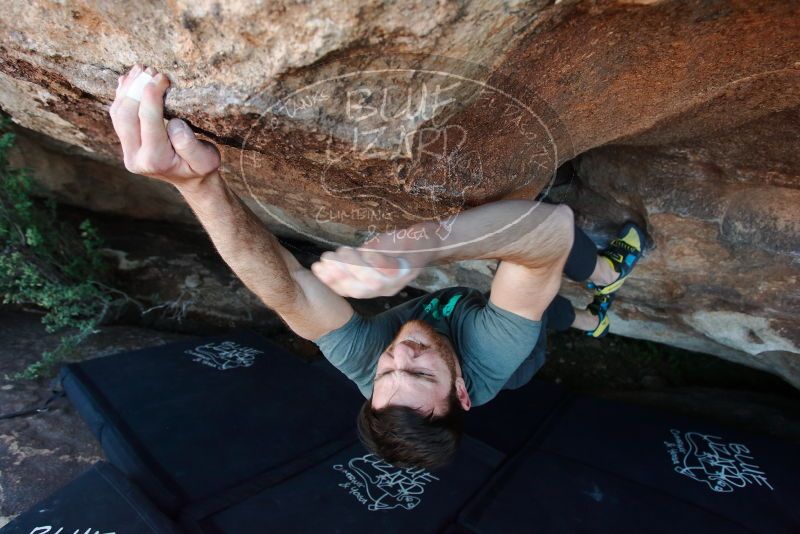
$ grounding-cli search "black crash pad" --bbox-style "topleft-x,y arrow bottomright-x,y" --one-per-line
59,330 -> 364,515
459,450 -> 753,533
59,330 -> 567,533
58,331 -> 800,533
184,438 -> 501,534
0,462 -> 179,534
459,397 -> 800,533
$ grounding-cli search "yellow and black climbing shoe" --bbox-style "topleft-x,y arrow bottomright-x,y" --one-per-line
587,222 -> 646,296
586,293 -> 616,338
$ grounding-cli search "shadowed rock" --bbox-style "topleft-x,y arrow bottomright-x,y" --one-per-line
0,0 -> 798,385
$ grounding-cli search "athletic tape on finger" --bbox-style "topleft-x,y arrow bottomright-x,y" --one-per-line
126,72 -> 153,102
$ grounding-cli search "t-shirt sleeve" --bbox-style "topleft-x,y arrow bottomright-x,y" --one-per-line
455,298 -> 543,406
312,312 -> 398,399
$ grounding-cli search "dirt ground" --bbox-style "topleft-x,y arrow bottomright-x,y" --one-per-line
0,308 -> 193,526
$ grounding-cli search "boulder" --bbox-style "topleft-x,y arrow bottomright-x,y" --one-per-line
0,0 -> 798,385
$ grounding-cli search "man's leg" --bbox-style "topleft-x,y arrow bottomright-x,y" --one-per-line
544,296 -> 605,333
543,295 -> 576,332
550,222 -> 646,337
563,225 -> 619,286
503,221 -> 645,393
550,226 -> 610,334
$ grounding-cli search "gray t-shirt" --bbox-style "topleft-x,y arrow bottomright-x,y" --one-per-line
313,287 -> 547,407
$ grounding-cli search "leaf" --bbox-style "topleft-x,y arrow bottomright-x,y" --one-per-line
0,116 -> 115,379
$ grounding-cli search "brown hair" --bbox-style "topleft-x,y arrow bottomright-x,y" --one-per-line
356,389 -> 465,470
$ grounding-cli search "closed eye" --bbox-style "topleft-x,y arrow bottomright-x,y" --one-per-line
410,369 -> 438,383
375,369 -> 437,383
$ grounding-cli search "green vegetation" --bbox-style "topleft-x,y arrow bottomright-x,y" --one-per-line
0,117 -> 112,378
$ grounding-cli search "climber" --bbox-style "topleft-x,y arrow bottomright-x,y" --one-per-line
109,65 -> 645,470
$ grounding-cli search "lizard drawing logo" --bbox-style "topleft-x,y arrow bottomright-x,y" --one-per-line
333,453 -> 439,511
663,429 -> 773,493
185,341 -> 264,370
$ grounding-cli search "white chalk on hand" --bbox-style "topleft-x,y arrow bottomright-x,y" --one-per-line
126,72 -> 154,101
377,257 -> 411,279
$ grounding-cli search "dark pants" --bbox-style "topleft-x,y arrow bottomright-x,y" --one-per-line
544,225 -> 597,331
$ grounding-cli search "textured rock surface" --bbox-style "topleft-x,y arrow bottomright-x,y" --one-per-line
0,1 -> 798,385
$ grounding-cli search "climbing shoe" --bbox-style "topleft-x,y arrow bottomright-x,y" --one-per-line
585,293 -> 616,338
587,222 -> 646,296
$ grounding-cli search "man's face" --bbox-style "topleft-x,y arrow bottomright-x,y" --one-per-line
371,320 -> 466,417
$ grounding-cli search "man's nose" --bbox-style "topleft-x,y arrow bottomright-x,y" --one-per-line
393,341 -> 419,361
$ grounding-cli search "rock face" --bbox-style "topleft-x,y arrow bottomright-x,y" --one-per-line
0,1 -> 798,385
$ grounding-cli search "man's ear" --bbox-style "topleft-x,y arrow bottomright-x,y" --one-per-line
454,377 -> 472,411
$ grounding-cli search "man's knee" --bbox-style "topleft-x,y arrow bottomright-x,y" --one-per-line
553,204 -> 575,240
540,204 -> 575,265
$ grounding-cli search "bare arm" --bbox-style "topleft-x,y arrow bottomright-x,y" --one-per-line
109,65 -> 353,340
177,173 -> 354,339
313,200 -> 574,320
